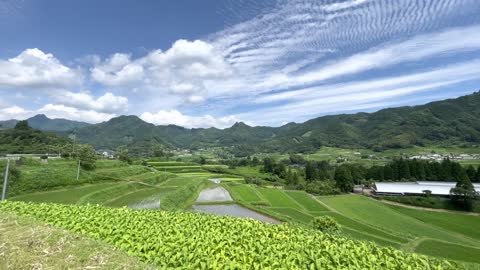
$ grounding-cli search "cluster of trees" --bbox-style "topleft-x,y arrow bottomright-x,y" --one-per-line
258,154 -> 480,198
261,157 -> 361,194
0,121 -> 71,154
366,158 -> 480,183
222,156 -> 261,168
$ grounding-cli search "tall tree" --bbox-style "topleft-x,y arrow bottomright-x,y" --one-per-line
398,158 -> 411,180
450,170 -> 477,211
305,161 -> 316,182
117,148 -> 132,165
466,165 -> 477,182
78,144 -> 97,170
263,157 -> 275,173
334,165 -> 354,193
439,159 -> 453,181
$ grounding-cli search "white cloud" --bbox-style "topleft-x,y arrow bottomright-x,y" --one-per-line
256,25 -> 480,90
0,48 -> 82,89
55,91 -> 128,113
0,106 -> 32,120
140,109 -> 243,129
38,104 -> 115,123
91,53 -> 144,86
240,60 -> 480,125
0,102 -> 118,123
186,95 -> 205,104
91,40 -> 232,104
256,60 -> 480,104
322,0 -> 368,12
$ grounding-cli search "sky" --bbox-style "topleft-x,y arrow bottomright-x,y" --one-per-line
1,0 -> 480,128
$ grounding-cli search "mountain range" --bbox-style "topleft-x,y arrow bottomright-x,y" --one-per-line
1,91 -> 479,155
0,114 -> 89,132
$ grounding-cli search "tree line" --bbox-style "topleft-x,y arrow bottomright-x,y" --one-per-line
259,155 -> 480,195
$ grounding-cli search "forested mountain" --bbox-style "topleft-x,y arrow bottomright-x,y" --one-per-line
71,91 -> 480,154
2,92 -> 479,155
0,114 -> 89,132
0,121 -> 71,154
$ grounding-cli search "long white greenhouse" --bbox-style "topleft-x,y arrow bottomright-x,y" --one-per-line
373,181 -> 480,196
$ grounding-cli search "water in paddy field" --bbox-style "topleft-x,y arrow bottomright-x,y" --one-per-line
195,186 -> 233,202
193,186 -> 280,224
192,204 -> 281,224
129,198 -> 160,209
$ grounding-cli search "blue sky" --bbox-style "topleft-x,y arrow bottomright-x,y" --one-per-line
1,0 -> 480,128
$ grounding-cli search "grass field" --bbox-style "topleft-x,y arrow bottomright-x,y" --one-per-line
317,195 -> 480,264
415,240 -> 480,264
227,184 -> 264,203
284,191 -> 330,212
0,212 -> 151,269
222,182 -> 480,265
11,183 -> 116,204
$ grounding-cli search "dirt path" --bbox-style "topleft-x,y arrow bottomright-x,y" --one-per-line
377,198 -> 480,216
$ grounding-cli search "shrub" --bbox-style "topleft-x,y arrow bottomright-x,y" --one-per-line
312,216 -> 341,234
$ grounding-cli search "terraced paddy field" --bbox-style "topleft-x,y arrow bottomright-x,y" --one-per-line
9,159 -> 479,266
223,183 -> 480,265
11,161 -> 245,211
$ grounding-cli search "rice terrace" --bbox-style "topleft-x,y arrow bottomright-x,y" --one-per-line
2,0 -> 480,269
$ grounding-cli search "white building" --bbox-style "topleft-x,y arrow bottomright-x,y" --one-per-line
373,181 -> 480,196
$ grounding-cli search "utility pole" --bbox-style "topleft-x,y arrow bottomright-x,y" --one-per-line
76,160 -> 81,181
1,159 -> 10,201
72,134 -> 76,155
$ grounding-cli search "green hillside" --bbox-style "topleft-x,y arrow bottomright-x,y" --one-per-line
70,92 -> 480,154
2,92 -> 480,155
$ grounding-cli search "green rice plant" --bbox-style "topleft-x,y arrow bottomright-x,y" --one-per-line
77,183 -> 148,205
318,195 -> 480,247
284,191 -> 329,212
415,240 -> 480,264
105,187 -> 167,208
10,183 -> 115,204
257,188 -> 302,209
161,179 -> 207,210
227,184 -> 264,203
268,207 -> 314,224
0,201 -> 459,269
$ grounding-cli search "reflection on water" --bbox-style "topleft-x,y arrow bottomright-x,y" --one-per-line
129,198 -> 160,209
192,204 -> 281,224
196,187 -> 233,202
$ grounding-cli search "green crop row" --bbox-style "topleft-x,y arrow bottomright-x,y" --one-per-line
0,201 -> 458,269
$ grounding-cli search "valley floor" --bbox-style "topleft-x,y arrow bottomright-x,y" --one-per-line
7,159 -> 480,267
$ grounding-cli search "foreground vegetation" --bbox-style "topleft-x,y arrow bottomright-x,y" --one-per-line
0,212 -> 151,269
0,201 -> 459,269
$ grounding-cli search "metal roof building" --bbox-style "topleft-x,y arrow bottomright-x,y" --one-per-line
373,181 -> 480,196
